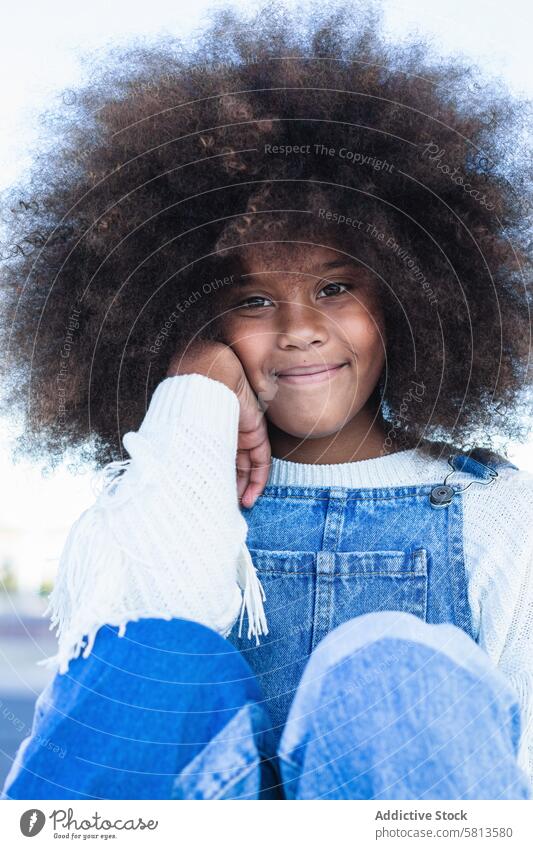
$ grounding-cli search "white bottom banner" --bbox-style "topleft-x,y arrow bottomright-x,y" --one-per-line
1,800 -> 532,847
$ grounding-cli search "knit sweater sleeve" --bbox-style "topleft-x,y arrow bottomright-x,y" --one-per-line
465,468 -> 533,787
43,373 -> 267,674
493,541 -> 533,786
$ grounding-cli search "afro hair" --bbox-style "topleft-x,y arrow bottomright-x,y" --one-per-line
0,0 -> 531,473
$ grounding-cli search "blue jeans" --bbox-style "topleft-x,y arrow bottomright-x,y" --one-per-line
2,611 -> 531,800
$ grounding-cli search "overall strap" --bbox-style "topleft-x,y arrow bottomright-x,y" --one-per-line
429,448 -> 517,509
453,447 -> 519,474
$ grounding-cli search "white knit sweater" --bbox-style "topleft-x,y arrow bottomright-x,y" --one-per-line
44,373 -> 533,786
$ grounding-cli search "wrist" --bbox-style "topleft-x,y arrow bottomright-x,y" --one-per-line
137,373 -> 240,444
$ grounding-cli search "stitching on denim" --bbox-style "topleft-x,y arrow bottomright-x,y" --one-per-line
255,570 -> 427,577
276,749 -> 301,775
257,490 -> 436,502
233,619 -> 311,638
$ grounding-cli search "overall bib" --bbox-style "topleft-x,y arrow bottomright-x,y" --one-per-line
227,450 -> 518,746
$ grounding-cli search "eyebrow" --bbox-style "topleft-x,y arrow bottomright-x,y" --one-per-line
235,258 -> 358,287
320,259 -> 357,271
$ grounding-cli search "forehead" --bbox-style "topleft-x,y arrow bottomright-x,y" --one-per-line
233,244 -> 365,286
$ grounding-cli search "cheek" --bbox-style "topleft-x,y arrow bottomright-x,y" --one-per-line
340,306 -> 386,363
226,334 -> 267,381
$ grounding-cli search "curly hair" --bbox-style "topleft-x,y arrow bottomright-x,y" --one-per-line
1,0 -> 531,473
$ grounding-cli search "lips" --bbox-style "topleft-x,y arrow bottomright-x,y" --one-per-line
275,362 -> 349,385
277,362 -> 347,376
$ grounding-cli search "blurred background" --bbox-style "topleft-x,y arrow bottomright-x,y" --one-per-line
0,0 -> 531,787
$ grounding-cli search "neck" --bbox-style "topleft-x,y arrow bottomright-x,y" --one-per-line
268,406 -> 394,465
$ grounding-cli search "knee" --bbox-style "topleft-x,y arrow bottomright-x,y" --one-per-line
305,610 -> 489,683
66,616 -> 261,700
293,611 -> 520,742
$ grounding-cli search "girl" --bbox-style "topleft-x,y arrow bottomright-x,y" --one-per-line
1,1 -> 532,799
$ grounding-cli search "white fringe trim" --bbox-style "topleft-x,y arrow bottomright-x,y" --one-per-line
40,435 -> 269,673
236,543 -> 269,644
39,499 -> 132,674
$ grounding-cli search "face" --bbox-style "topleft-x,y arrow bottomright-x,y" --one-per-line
219,245 -> 386,439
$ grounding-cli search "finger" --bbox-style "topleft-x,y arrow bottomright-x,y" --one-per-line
242,436 -> 272,506
236,449 -> 251,500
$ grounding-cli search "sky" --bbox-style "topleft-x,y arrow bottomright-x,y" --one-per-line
0,0 -> 531,590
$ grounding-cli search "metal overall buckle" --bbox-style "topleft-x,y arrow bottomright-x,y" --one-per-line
429,453 -> 498,509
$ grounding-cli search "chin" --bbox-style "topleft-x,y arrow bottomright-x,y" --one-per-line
268,412 -> 350,440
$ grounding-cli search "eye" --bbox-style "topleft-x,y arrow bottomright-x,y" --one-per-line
235,295 -> 273,309
318,281 -> 352,298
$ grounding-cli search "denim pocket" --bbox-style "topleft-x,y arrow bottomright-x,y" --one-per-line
226,547 -> 428,739
319,549 -> 429,638
244,547 -> 428,632
246,547 -> 428,647
234,549 -> 317,650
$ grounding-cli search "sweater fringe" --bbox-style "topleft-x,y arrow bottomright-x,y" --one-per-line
236,542 -> 268,644
39,499 -> 131,674
40,440 -> 269,672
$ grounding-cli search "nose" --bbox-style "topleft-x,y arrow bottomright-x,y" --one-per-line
275,301 -> 329,350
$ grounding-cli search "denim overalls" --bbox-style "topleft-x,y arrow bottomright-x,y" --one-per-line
227,449 -> 518,745
4,449 -> 529,800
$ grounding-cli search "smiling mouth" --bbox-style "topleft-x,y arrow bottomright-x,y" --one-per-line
275,363 -> 349,385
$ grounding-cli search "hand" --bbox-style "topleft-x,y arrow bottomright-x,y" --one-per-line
167,341 -> 271,508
